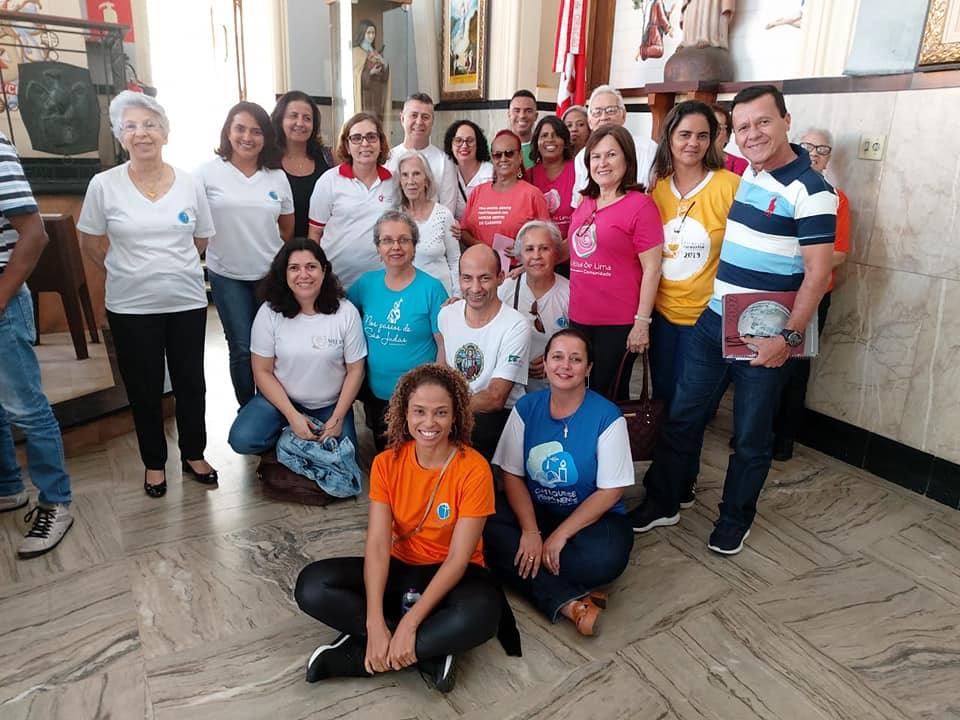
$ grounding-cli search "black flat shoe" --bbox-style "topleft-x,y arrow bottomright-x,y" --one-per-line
182,460 -> 218,485
144,471 -> 167,498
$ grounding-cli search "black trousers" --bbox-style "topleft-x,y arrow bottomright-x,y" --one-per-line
294,556 -> 502,661
472,408 -> 510,461
570,321 -> 634,400
358,379 -> 389,453
107,307 -> 208,470
773,292 -> 832,444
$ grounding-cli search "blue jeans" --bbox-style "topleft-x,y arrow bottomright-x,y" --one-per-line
0,285 -> 71,505
208,270 -> 260,407
642,309 -> 789,532
483,493 -> 633,621
648,310 -> 697,410
228,393 -> 358,455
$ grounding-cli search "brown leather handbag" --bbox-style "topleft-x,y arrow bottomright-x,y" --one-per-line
609,351 -> 664,461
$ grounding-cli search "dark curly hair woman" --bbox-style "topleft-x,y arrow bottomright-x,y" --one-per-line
294,363 -> 513,693
227,239 -> 367,457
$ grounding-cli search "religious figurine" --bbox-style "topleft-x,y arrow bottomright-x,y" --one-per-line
636,0 -> 675,61
678,0 -> 735,49
352,20 -> 390,122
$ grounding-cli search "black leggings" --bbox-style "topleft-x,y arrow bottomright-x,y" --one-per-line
295,556 -> 502,661
569,321 -> 634,400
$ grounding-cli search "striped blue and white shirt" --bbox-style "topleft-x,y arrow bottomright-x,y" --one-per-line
708,144 -> 837,314
0,132 -> 39,270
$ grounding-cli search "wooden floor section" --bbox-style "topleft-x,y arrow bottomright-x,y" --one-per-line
2,309 -> 958,719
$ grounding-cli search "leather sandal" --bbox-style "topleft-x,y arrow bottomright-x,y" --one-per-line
570,598 -> 602,636
588,590 -> 608,609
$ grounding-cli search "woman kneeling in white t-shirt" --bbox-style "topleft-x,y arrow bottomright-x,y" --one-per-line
228,239 -> 367,456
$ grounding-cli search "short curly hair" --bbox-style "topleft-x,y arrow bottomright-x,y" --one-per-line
385,364 -> 474,454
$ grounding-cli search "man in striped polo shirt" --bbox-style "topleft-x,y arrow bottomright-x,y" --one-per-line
628,85 -> 837,555
0,131 -> 74,558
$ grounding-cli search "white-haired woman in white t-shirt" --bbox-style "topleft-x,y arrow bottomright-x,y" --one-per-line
78,90 -> 219,499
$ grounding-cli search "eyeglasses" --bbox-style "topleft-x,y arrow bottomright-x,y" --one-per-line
121,120 -> 162,134
530,299 -> 545,334
378,236 -> 413,247
589,105 -> 622,118
452,136 -> 476,147
348,132 -> 380,145
491,149 -> 517,159
800,141 -> 832,156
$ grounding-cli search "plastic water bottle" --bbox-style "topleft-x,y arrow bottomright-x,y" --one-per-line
401,588 -> 421,615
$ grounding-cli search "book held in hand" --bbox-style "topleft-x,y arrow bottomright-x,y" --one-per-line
721,291 -> 819,360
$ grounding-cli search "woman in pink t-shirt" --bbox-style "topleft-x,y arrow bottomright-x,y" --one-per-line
567,125 -> 662,400
527,116 -> 576,241
461,130 -> 549,264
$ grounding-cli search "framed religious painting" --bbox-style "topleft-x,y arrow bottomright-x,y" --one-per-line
917,0 -> 960,70
440,0 -> 487,101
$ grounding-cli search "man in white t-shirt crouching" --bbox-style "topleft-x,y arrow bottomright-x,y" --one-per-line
438,245 -> 531,459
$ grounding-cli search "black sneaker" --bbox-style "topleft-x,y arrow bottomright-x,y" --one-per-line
679,484 -> 696,509
707,523 -> 751,555
772,436 -> 794,462
419,654 -> 456,693
628,502 -> 679,533
305,633 -> 370,682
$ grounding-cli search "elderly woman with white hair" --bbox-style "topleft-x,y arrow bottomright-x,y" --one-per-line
395,151 -> 460,296
78,90 -> 218,498
497,220 -> 570,392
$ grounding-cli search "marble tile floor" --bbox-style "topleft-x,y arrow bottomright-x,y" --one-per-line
2,312 -> 959,719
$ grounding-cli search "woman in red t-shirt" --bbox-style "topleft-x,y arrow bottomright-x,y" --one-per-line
461,130 -> 549,263
294,364 -> 517,692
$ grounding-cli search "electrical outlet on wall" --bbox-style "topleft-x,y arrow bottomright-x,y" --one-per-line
858,134 -> 886,161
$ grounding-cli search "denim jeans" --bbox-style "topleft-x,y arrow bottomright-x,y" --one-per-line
0,285 -> 71,505
649,310 -> 697,410
483,493 -> 633,621
227,393 -> 358,455
642,309 -> 789,532
208,270 -> 260,407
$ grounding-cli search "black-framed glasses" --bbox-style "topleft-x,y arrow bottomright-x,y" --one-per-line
491,149 -> 517,159
800,141 -> 831,156
348,132 -> 379,145
530,299 -> 545,334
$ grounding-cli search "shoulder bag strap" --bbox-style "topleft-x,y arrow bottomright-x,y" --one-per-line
513,275 -> 523,310
392,447 -> 459,544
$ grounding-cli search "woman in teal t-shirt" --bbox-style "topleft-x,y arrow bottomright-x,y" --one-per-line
347,209 -> 448,450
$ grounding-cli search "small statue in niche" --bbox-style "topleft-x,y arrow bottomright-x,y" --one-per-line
663,0 -> 735,82
352,20 -> 390,123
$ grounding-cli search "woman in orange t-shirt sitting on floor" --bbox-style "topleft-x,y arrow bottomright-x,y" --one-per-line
294,364 -> 511,693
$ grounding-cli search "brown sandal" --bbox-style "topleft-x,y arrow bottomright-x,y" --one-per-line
588,590 -> 608,609
570,598 -> 602,636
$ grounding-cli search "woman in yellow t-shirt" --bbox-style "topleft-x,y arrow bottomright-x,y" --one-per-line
294,364 -> 515,693
649,101 -> 740,409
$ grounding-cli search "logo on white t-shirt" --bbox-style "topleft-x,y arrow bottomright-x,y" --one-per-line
662,216 -> 710,281
268,191 -> 279,200
454,343 -> 483,381
178,211 -> 191,224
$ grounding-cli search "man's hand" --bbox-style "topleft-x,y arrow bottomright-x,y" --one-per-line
744,335 -> 790,368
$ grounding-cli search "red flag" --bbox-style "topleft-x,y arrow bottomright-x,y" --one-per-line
555,0 -> 588,116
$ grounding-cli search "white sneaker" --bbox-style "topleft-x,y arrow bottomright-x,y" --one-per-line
18,503 -> 74,559
0,490 -> 28,513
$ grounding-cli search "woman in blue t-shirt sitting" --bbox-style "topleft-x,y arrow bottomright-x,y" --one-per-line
347,210 -> 448,451
486,328 -> 634,636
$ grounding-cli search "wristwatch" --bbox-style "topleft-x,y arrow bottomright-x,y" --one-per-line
779,328 -> 804,347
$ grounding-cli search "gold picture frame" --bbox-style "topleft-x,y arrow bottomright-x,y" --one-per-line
440,0 -> 487,101
918,0 -> 960,69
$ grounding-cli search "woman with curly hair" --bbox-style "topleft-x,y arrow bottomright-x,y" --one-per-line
294,363 -> 507,693
227,239 -> 366,455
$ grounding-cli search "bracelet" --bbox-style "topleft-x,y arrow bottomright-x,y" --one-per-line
634,314 -> 652,323
522,529 -> 541,535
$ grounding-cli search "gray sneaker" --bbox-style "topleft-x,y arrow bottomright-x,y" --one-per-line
18,503 -> 74,559
0,490 -> 28,513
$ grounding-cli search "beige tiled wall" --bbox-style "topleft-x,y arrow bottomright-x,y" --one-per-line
790,87 -> 960,463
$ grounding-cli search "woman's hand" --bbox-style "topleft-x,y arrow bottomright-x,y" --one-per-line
505,264 -> 524,280
627,321 -> 650,354
289,413 -> 319,441
514,531 -> 543,579
528,354 -> 545,379
450,220 -> 462,241
386,615 -> 419,670
317,415 -> 343,442
364,620 -> 392,674
542,530 -> 569,575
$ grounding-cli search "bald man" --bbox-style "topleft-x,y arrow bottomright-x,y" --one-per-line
437,245 -> 531,458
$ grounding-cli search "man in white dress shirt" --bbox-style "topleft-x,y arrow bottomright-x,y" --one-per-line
386,93 -> 458,216
570,85 -> 658,208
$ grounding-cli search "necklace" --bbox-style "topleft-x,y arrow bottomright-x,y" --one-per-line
129,165 -> 168,200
